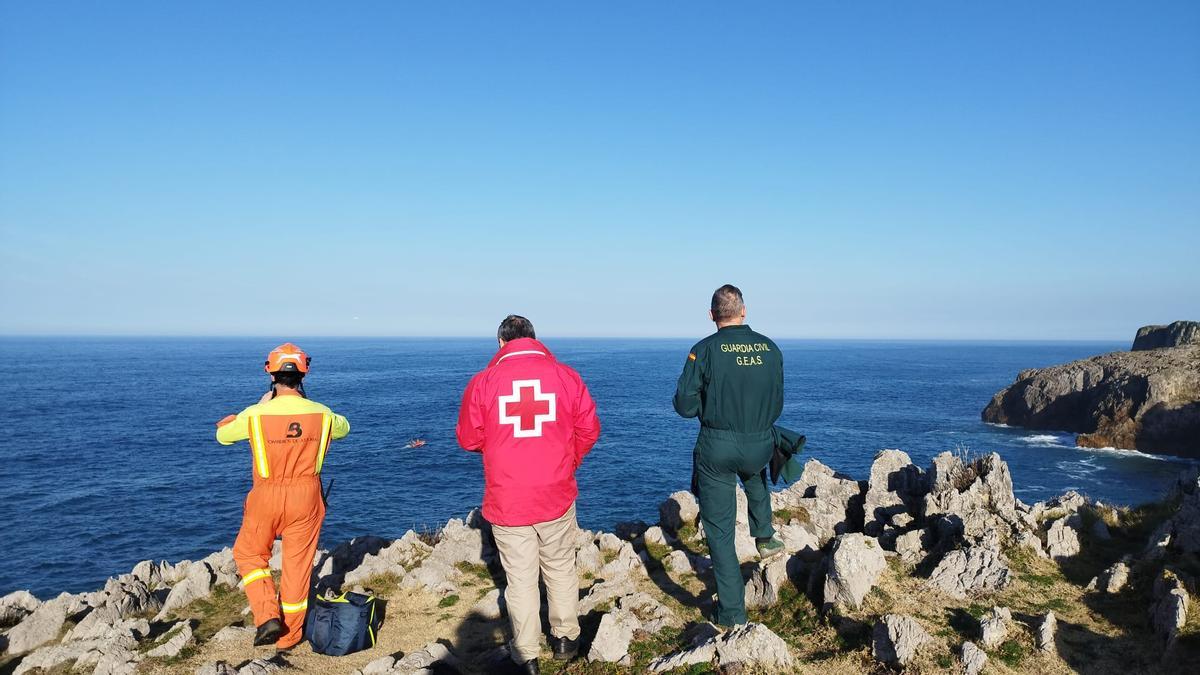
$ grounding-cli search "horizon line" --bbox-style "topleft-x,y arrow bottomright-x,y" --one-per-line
0,333 -> 1131,344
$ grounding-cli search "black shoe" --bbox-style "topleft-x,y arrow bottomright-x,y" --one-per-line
518,658 -> 540,674
551,635 -> 579,661
253,618 -> 284,646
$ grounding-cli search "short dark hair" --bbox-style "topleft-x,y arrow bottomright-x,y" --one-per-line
498,314 -> 536,341
272,371 -> 305,389
711,284 -> 745,322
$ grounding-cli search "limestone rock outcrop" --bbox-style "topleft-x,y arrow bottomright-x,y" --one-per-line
872,614 -> 933,667
772,459 -> 864,544
822,533 -> 886,610
648,622 -> 793,672
982,324 -> 1200,457
1133,321 -> 1200,351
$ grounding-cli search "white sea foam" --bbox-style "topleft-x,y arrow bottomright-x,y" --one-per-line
1018,433 -> 1072,448
1078,445 -> 1195,463
985,422 -> 1014,429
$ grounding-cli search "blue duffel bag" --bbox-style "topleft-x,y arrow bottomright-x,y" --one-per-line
303,590 -> 383,656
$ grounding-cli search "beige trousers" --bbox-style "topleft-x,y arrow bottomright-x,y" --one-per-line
490,502 -> 581,663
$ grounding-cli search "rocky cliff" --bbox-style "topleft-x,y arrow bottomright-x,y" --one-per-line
3,450 -> 1198,675
982,323 -> 1200,457
1133,321 -> 1200,351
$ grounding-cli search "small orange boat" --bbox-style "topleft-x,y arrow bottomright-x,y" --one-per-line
404,438 -> 427,449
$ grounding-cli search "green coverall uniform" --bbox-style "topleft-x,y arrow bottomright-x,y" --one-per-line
673,324 -> 783,626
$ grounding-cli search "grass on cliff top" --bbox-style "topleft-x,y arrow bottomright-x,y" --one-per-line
173,583 -> 251,644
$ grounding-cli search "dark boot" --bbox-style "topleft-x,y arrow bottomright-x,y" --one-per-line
550,635 -> 579,661
518,658 -> 540,674
253,618 -> 284,646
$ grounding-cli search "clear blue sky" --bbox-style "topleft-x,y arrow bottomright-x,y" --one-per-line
1,2 -> 1197,339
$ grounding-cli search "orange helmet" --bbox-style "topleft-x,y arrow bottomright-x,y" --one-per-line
264,343 -> 311,374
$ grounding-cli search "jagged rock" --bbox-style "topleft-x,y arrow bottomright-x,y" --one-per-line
1088,559 -> 1131,594
392,641 -> 459,672
981,333 -> 1200,457
863,449 -> 924,537
587,609 -> 640,664
961,641 -> 987,675
777,523 -> 821,561
1147,471 -> 1200,556
649,622 -> 792,672
471,588 -> 503,620
712,622 -> 795,670
1037,611 -> 1057,654
979,606 -> 1011,649
432,518 -> 491,567
1015,531 -> 1049,558
0,590 -> 40,627
597,532 -> 624,552
238,657 -> 283,675
382,531 -> 435,567
823,533 -> 886,610
211,625 -> 254,643
648,623 -> 722,671
358,655 -> 396,675
1091,519 -> 1113,541
599,541 -> 648,580
130,560 -> 173,589
147,622 -> 194,658
196,662 -> 238,675
577,542 -> 604,574
659,490 -> 701,532
15,608 -> 148,675
1031,491 -> 1088,522
928,546 -> 1011,599
1046,517 -> 1082,559
202,548 -> 239,576
156,562 -> 215,620
103,575 -> 161,618
617,592 -> 679,633
1133,321 -> 1200,350
344,551 -> 406,587
5,594 -> 69,654
872,614 -> 934,667
1151,572 -> 1190,647
63,606 -> 148,643
579,578 -> 639,614
393,519 -> 493,596
319,535 -> 393,582
924,452 -> 1023,545
772,459 -> 863,544
643,525 -> 670,547
575,528 -> 596,547
663,550 -> 695,576
400,558 -> 458,596
744,555 -> 790,610
895,528 -> 933,564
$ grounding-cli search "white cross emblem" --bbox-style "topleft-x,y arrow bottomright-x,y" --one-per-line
498,379 -> 557,438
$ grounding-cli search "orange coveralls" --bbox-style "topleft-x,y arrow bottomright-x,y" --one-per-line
216,390 -> 350,648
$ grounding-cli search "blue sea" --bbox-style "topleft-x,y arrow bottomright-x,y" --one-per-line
0,337 -> 1192,598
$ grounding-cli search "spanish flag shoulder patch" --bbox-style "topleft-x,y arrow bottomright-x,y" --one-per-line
688,353 -> 697,361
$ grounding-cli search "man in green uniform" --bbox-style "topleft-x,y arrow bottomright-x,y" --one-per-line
674,284 -> 785,627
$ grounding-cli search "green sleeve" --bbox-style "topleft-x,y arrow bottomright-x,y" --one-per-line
331,413 -> 351,440
215,407 -> 254,445
673,345 -> 705,418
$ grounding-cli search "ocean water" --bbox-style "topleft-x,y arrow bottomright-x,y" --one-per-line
0,337 -> 1192,598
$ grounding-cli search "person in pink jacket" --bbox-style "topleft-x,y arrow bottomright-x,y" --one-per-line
456,315 -> 601,673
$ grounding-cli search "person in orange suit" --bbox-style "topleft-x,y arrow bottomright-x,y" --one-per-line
215,343 -> 350,649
